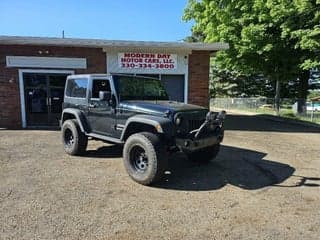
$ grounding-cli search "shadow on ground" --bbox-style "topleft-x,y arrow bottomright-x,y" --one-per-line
224,114 -> 320,133
85,145 -> 123,158
81,144 -> 319,191
153,145 -> 319,191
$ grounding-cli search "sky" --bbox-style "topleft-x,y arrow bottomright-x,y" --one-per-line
0,0 -> 193,42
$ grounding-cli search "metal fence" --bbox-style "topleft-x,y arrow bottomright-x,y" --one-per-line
210,98 -> 320,123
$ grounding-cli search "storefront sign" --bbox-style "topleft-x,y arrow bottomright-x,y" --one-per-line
118,53 -> 177,70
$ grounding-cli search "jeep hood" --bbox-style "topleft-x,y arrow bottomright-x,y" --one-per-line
119,100 -> 207,115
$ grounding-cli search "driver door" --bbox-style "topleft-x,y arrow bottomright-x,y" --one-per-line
87,79 -> 116,136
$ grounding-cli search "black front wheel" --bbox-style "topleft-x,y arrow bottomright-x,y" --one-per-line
123,132 -> 167,185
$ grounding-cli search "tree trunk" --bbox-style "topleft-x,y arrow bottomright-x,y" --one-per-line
297,70 -> 309,114
275,78 -> 281,115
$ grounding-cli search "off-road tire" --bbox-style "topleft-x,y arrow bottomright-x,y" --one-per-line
62,119 -> 88,156
123,132 -> 167,185
187,144 -> 220,164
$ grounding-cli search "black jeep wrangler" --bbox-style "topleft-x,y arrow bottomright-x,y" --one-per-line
61,74 -> 225,185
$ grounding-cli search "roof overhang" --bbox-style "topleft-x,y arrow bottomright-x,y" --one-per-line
0,35 -> 229,54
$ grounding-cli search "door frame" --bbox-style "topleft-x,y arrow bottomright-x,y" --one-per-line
18,69 -> 74,128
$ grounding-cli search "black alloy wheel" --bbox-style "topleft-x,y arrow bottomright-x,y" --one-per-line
130,145 -> 149,172
61,119 -> 88,156
64,128 -> 75,147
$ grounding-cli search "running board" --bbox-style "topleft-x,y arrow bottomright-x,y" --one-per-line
87,133 -> 124,144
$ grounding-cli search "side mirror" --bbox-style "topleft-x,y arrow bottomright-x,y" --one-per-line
99,91 -> 111,101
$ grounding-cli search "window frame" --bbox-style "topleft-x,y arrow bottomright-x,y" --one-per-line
90,78 -> 111,100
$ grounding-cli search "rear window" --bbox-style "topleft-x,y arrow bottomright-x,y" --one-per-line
65,78 -> 88,98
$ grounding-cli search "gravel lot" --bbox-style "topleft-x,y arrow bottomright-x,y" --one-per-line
1,114 -> 320,239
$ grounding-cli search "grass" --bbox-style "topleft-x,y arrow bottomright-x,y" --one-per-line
283,112 -> 320,125
212,105 -> 320,125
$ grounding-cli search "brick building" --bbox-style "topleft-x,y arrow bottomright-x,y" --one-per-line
0,36 -> 228,128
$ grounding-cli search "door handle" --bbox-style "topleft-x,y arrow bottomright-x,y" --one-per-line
46,98 -> 52,106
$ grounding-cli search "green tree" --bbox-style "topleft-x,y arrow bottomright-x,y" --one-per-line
184,0 -> 319,113
210,66 -> 274,98
268,0 -> 320,110
288,0 -> 320,70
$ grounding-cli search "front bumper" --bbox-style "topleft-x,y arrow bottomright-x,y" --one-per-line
176,132 -> 223,152
175,111 -> 225,152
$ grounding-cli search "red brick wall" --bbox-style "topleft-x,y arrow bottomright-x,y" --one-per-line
188,50 -> 210,107
0,44 -> 106,128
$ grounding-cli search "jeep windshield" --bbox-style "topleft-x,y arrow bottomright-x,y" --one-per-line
113,75 -> 169,101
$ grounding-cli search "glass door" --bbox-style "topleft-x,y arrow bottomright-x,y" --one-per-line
23,73 -> 68,127
24,73 -> 49,126
48,75 -> 67,126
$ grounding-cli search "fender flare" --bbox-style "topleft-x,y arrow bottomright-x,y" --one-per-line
61,109 -> 90,133
120,115 -> 174,141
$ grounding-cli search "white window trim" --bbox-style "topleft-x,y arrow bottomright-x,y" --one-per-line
184,61 -> 189,104
18,69 -> 74,128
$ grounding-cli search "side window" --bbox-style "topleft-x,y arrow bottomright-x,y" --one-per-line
66,78 -> 88,98
92,79 -> 111,98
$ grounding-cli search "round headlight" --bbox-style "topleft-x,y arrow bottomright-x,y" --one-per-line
174,115 -> 182,125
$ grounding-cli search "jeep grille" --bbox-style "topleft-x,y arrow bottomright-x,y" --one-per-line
188,119 -> 204,131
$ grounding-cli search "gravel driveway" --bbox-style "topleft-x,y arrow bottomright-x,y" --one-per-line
1,114 -> 319,239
